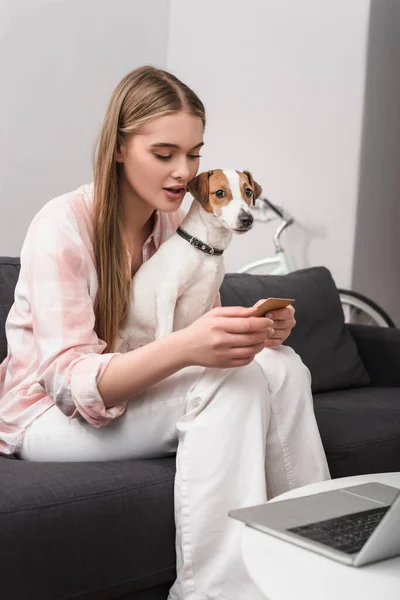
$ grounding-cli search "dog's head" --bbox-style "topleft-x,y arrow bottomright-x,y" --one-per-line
187,169 -> 262,233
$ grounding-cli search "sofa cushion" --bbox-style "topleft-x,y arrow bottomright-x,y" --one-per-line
220,267 -> 371,393
0,257 -> 20,363
314,387 -> 400,478
0,456 -> 176,600
0,260 -> 370,393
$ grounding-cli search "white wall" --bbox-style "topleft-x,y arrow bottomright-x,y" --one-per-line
167,0 -> 370,285
0,0 -> 169,256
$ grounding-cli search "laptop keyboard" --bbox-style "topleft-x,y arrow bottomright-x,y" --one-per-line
287,506 -> 389,554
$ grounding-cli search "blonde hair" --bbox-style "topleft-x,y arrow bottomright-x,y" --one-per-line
92,66 -> 206,352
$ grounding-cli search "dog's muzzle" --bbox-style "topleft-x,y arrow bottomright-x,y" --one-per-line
236,211 -> 254,231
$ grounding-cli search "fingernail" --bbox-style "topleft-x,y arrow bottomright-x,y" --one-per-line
267,313 -> 274,319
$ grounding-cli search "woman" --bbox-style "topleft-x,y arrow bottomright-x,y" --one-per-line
0,65 -> 330,599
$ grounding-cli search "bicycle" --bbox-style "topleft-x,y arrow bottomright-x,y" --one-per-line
237,196 -> 395,328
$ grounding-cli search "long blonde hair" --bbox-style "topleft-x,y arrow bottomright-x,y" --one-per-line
92,66 -> 206,352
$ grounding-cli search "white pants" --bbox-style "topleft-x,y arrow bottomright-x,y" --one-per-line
20,347 -> 330,600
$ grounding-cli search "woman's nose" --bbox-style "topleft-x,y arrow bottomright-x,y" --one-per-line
171,158 -> 191,181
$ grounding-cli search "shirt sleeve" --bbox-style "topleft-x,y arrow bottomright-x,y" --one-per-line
22,212 -> 127,427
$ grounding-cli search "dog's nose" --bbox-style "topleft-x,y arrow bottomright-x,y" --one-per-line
239,213 -> 254,228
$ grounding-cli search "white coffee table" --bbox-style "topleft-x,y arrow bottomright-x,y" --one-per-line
241,472 -> 400,600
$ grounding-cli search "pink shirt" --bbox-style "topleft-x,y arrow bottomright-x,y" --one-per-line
0,182 -> 195,456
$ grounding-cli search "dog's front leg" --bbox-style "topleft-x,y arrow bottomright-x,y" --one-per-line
155,289 -> 179,340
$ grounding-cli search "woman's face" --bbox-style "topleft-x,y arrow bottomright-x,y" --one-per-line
117,111 -> 204,213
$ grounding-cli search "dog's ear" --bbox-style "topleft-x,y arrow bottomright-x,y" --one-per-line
187,171 -> 213,206
243,170 -> 262,205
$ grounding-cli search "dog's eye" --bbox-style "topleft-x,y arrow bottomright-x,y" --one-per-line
245,188 -> 253,197
215,190 -> 226,199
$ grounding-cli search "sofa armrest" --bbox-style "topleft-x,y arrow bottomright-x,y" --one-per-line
348,324 -> 400,386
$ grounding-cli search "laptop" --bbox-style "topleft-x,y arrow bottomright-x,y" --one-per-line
229,482 -> 400,567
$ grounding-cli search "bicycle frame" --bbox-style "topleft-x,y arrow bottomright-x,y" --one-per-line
237,249 -> 290,275
237,196 -> 395,327
237,197 -> 293,275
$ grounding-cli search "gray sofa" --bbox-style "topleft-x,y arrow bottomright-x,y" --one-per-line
1,257 -> 400,600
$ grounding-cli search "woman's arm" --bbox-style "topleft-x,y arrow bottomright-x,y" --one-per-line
99,306 -> 274,408
98,328 -> 189,407
23,212 -> 127,426
22,207 -> 275,420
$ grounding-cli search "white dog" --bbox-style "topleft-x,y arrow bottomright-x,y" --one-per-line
116,169 -> 262,352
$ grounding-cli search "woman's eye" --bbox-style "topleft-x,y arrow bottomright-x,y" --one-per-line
154,154 -> 201,161
245,188 -> 253,197
215,190 -> 225,199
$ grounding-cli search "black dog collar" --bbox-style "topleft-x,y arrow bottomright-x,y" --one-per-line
176,226 -> 224,256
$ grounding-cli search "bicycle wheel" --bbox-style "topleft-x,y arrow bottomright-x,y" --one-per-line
338,289 -> 395,328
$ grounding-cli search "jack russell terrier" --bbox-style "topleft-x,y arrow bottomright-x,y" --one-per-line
116,169 -> 262,352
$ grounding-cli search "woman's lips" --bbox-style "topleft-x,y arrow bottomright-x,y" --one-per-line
163,187 -> 186,201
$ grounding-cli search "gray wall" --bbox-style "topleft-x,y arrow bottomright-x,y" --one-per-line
169,0 -> 371,287
352,0 -> 400,325
0,0 -> 169,256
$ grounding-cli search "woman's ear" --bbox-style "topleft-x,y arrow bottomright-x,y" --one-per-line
115,137 -> 126,163
115,145 -> 124,163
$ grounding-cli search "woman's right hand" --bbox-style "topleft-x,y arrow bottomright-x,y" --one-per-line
180,306 -> 275,369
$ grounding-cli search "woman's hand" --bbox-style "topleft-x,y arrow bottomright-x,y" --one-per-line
181,306 -> 275,369
251,299 -> 296,348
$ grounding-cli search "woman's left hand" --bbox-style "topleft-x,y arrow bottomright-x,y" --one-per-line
251,300 -> 296,348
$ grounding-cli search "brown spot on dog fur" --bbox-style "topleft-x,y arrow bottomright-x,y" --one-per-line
187,169 -> 262,212
187,169 -> 229,214
207,170 -> 233,215
242,170 -> 262,204
186,170 -> 212,206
